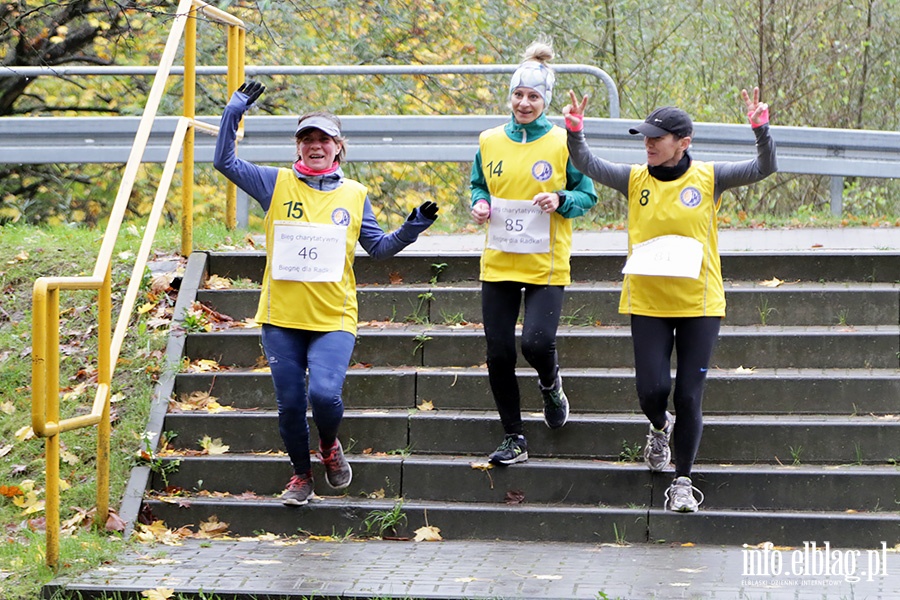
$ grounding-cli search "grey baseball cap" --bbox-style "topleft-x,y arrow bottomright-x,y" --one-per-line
295,115 -> 341,138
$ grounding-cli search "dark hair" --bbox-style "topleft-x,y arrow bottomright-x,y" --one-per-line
295,111 -> 347,163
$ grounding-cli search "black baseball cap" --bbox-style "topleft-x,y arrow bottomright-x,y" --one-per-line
629,106 -> 693,138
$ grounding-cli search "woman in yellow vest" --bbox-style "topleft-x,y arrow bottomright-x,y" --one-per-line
470,40 -> 597,466
564,87 -> 777,512
214,81 -> 438,505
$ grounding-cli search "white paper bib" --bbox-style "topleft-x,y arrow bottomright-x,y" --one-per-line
622,235 -> 703,279
271,221 -> 347,282
486,196 -> 551,254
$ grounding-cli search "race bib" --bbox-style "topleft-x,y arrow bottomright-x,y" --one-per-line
486,196 -> 551,254
622,235 -> 703,279
271,221 -> 347,282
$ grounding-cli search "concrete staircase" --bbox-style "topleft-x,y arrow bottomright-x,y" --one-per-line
142,244 -> 900,548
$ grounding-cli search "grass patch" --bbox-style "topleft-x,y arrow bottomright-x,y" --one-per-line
0,221 -> 246,600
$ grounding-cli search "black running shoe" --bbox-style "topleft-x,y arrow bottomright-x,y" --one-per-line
488,434 -> 529,465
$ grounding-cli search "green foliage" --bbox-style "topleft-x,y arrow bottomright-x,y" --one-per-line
2,0 -> 900,225
363,500 -> 408,537
0,222 -> 231,599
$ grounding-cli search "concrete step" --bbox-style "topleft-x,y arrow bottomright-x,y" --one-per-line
206,250 -> 900,284
183,325 -> 900,370
175,368 -> 900,415
160,410 -> 900,464
152,454 -> 900,514
142,493 -> 900,548
197,281 -> 900,327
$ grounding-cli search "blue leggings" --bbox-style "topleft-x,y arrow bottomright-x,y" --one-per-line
482,281 -> 564,435
630,315 -> 721,478
261,324 -> 355,475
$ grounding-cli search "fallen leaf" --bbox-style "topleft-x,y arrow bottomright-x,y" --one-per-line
141,587 -> 175,600
200,436 -> 230,455
0,444 -> 12,458
413,525 -> 442,542
15,425 -> 34,441
417,400 -> 434,411
0,485 -> 22,497
505,490 -> 525,505
197,516 -> 230,538
389,271 -> 403,284
205,275 -> 233,290
760,277 -> 784,288
734,366 -> 755,374
0,401 -> 14,415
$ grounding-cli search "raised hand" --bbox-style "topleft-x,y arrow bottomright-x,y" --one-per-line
418,200 -> 439,221
563,90 -> 589,132
741,86 -> 769,128
231,80 -> 265,110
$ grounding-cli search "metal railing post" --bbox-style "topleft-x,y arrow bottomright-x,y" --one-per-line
181,4 -> 198,256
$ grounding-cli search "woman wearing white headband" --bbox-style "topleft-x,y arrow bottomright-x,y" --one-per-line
470,39 -> 597,466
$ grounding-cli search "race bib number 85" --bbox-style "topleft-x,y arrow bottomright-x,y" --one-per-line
271,221 -> 347,282
486,196 -> 551,254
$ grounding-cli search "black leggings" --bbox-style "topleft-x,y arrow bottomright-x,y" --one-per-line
482,281 -> 564,435
631,315 -> 721,478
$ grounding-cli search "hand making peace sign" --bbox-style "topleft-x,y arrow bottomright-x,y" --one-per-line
741,86 -> 770,128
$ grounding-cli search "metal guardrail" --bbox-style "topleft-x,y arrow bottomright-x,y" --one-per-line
0,64 -> 621,118
3,115 -> 900,213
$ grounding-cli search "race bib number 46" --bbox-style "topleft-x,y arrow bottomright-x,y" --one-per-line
486,196 -> 551,254
271,221 -> 347,282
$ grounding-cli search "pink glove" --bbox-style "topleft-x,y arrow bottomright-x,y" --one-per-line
565,112 -> 584,132
749,106 -> 769,129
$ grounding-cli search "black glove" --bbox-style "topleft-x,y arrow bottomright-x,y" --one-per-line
415,201 -> 439,221
236,80 -> 265,107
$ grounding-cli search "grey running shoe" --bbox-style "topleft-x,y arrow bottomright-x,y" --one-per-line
488,434 -> 529,465
281,473 -> 314,506
665,476 -> 704,513
540,374 -> 569,429
319,439 -> 352,489
644,412 -> 673,472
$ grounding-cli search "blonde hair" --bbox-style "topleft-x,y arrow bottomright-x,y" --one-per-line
521,38 -> 554,64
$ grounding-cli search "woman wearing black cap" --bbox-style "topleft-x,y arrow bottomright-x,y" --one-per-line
214,81 -> 439,506
563,87 -> 777,512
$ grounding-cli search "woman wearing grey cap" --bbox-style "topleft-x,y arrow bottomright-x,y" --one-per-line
564,87 -> 777,512
469,39 -> 597,466
214,80 -> 439,506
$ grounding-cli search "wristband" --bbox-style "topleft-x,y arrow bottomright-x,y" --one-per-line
749,107 -> 769,129
565,113 -> 584,132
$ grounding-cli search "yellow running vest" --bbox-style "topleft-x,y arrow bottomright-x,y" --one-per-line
256,169 -> 367,334
620,162 -> 725,317
478,125 -> 573,285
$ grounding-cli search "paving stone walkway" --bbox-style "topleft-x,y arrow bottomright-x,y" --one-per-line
48,537 -> 900,599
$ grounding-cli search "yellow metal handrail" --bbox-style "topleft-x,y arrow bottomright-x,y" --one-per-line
31,0 -> 245,568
